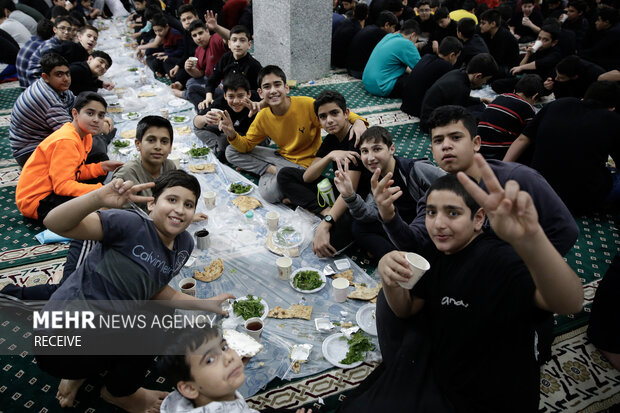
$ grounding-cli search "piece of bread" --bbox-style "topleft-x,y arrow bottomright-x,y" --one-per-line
347,283 -> 382,301
188,163 -> 215,173
267,304 -> 312,320
193,258 -> 224,282
232,196 -> 262,213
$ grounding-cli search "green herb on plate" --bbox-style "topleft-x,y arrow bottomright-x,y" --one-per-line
293,270 -> 323,290
188,145 -> 210,157
127,67 -> 138,72
173,116 -> 186,122
112,140 -> 130,148
340,331 -> 374,365
229,182 -> 252,194
232,295 -> 264,320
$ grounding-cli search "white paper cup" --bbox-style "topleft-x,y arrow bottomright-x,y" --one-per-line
160,108 -> 169,118
204,191 -> 216,210
332,277 -> 349,302
187,56 -> 198,67
169,155 -> 180,168
397,253 -> 431,289
531,39 -> 543,53
276,257 -> 292,280
179,277 -> 196,296
244,317 -> 263,340
266,211 -> 279,231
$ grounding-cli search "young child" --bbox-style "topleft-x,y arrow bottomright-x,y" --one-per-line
35,170 -> 233,411
69,50 -> 114,95
78,0 -> 101,21
200,24 -> 262,109
219,65 -> 367,203
52,24 -> 99,63
193,73 -> 258,160
140,13 -> 184,78
340,169 -> 583,412
15,91 -> 123,222
158,327 -> 311,413
278,90 -> 370,257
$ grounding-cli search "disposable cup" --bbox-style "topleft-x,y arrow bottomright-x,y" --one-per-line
397,253 -> 430,289
266,211 -> 279,231
179,277 -> 196,296
276,257 -> 292,280
204,191 -> 216,210
195,229 -> 210,250
169,155 -> 180,168
332,277 -> 349,302
531,40 -> 543,53
244,317 -> 263,340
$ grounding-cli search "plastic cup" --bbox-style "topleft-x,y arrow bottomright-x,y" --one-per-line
160,108 -> 169,119
398,253 -> 431,289
179,277 -> 196,296
276,257 -> 292,280
169,155 -> 180,168
332,277 -> 349,302
266,211 -> 279,231
531,40 -> 543,53
204,191 -> 216,210
188,56 -> 198,67
244,317 -> 263,340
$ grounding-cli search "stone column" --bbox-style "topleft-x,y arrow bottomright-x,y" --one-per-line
253,0 -> 332,83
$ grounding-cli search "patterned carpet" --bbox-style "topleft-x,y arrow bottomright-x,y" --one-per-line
0,67 -> 619,413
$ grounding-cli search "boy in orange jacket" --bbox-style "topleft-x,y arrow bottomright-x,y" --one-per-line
15,91 -> 123,222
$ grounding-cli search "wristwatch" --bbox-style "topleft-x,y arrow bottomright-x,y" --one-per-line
323,215 -> 334,223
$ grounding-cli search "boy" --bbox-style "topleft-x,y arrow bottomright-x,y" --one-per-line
419,53 -> 497,131
510,25 -> 562,80
579,5 -> 620,71
140,13 -> 184,78
193,73 -> 258,160
201,25 -> 261,108
333,126 -> 444,259
52,24 -> 98,63
69,49 -> 114,95
454,17 -> 489,69
15,92 -> 123,222
347,10 -> 398,79
36,171 -> 233,411
278,90 -> 370,257
341,169 -> 583,412
477,74 -> 542,160
362,19 -> 421,98
158,328 -> 310,413
16,18 -> 54,88
220,65 -> 367,203
562,0 -> 589,49
479,9 -> 520,76
78,0 -> 101,20
26,16 -> 75,85
510,0 -> 543,43
544,55 -> 605,99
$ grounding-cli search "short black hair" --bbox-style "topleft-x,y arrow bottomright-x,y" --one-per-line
177,4 -> 196,17
462,0 -> 477,11
222,72 -> 251,93
152,169 -> 201,203
434,7 -> 450,21
466,53 -> 498,77
37,19 -> 55,40
521,0 -> 535,4
376,10 -> 398,27
91,50 -> 112,68
385,0 -> 404,13
40,52 -> 69,74
144,5 -> 162,21
54,15 -> 72,26
555,55 -> 583,77
257,65 -> 286,88
158,327 -> 221,387
68,15 -> 83,28
313,90 -> 347,115
188,19 -> 206,33
230,24 -> 251,40
73,91 -> 107,112
401,19 -> 421,35
151,13 -> 168,28
438,36 -> 463,56
417,0 -> 431,7
354,2 -> 369,20
583,81 -> 620,109
598,5 -> 619,25
567,0 -> 587,13
428,174 -> 480,219
136,115 -> 174,144
359,125 -> 394,147
78,24 -> 97,34
457,17 -> 476,38
514,74 -> 543,98
427,105 -> 478,140
51,5 -> 69,18
480,9 -> 501,26
0,0 -> 15,14
540,24 -> 560,41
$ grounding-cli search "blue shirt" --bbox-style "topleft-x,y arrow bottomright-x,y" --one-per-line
16,35 -> 44,87
362,32 -> 421,97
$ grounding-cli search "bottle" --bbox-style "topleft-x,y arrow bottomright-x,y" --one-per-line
245,210 -> 254,224
317,178 -> 336,207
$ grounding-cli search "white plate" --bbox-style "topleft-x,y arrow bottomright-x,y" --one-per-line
356,303 -> 377,336
232,295 -> 268,320
322,333 -> 363,369
168,98 -> 189,107
272,226 -> 303,249
121,112 -> 141,120
290,267 -> 326,294
228,182 -> 253,196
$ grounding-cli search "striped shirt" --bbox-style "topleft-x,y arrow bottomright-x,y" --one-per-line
477,93 -> 535,160
16,35 -> 44,87
25,36 -> 62,84
9,78 -> 75,159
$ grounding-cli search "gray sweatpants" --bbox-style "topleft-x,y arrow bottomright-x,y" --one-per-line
225,145 -> 304,203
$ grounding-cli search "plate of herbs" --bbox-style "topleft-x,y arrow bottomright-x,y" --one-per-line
228,182 -> 253,196
290,267 -> 326,293
272,226 -> 303,249
232,295 -> 268,320
322,330 -> 374,368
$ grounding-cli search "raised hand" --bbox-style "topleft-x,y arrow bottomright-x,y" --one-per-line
333,158 -> 354,198
243,97 -> 262,117
204,10 -> 218,31
456,154 -> 541,245
349,119 -> 367,147
378,251 -> 413,288
330,150 -> 359,166
219,110 -> 237,139
97,179 -> 155,209
371,168 -> 402,222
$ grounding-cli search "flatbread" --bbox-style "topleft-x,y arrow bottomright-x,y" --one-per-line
120,129 -> 136,139
108,107 -> 123,113
267,304 -> 312,320
232,196 -> 262,213
193,258 -> 224,282
138,91 -> 156,97
347,283 -> 382,301
265,233 -> 299,257
332,269 -> 353,284
188,163 -> 215,173
175,126 -> 192,135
